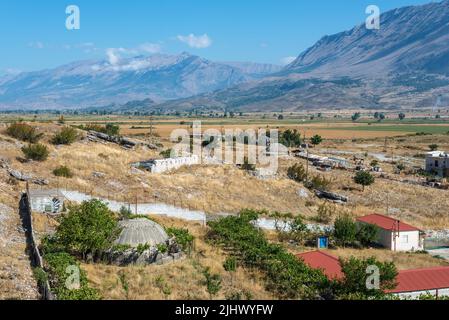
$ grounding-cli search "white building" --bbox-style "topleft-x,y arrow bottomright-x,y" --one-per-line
426,151 -> 449,177
356,214 -> 424,252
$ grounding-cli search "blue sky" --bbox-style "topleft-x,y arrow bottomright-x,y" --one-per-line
0,0 -> 435,73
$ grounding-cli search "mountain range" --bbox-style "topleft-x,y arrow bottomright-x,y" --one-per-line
1,0 -> 449,111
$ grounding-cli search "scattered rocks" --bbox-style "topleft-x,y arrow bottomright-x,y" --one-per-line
314,190 -> 348,203
92,171 -> 106,178
297,188 -> 309,198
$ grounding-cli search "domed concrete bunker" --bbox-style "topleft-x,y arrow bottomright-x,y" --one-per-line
115,218 -> 169,247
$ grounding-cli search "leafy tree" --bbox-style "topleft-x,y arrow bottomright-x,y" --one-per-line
398,113 -> 406,120
337,256 -> 397,299
6,122 -> 43,143
334,214 -> 357,247
351,112 -> 361,122
279,129 -> 301,148
429,144 -> 439,151
356,224 -> 379,247
287,163 -> 306,182
52,199 -> 121,260
51,127 -> 78,145
22,143 -> 49,161
277,114 -> 284,120
53,166 -> 73,178
370,160 -> 379,167
311,135 -> 323,146
354,171 -> 375,191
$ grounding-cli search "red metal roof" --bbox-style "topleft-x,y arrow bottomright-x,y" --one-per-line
298,251 -> 449,294
356,213 -> 420,232
297,251 -> 344,280
388,267 -> 449,293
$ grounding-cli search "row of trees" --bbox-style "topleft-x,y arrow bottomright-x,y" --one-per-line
207,209 -> 398,300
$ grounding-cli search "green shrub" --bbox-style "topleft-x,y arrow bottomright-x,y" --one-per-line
32,267 -> 48,287
308,175 -> 332,191
53,166 -> 73,178
156,243 -> 168,254
44,252 -> 101,300
6,122 -> 43,143
51,127 -> 78,145
21,143 -> 49,161
159,149 -> 172,159
166,227 -> 194,252
287,163 -> 306,182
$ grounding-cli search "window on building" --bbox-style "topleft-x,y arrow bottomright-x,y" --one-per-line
400,235 -> 409,244
435,160 -> 439,168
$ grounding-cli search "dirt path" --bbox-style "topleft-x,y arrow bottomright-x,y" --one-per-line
0,202 -> 39,299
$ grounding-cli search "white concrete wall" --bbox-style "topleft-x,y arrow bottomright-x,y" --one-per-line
396,288 -> 449,299
150,155 -> 200,173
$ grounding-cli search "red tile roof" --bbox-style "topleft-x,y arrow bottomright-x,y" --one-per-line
356,214 -> 420,232
297,251 -> 449,294
297,251 -> 344,280
388,267 -> 449,294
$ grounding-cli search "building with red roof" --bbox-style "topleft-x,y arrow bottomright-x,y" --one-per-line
297,250 -> 449,298
356,214 -> 424,252
297,250 -> 344,280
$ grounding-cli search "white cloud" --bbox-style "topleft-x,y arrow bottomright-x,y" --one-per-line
280,56 -> 297,65
139,43 -> 161,54
105,43 -> 162,65
177,33 -> 212,48
28,41 -> 45,49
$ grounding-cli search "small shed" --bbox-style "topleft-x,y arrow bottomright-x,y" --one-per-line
356,214 -> 424,252
29,189 -> 65,214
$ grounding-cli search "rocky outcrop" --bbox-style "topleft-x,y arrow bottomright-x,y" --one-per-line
7,168 -> 49,185
103,238 -> 184,266
87,131 -> 158,150
314,190 -> 348,203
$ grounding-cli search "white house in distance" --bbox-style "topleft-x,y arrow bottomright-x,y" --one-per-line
356,214 -> 424,252
425,151 -> 449,177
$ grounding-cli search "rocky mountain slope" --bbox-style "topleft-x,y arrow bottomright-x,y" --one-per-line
156,0 -> 449,112
0,53 -> 280,110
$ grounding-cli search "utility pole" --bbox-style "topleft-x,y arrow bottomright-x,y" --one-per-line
304,130 -> 309,183
149,115 -> 154,142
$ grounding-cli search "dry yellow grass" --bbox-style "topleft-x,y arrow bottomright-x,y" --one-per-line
82,217 -> 274,300
322,248 -> 449,270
